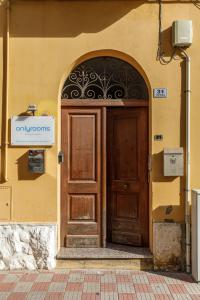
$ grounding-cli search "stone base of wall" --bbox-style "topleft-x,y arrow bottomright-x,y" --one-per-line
0,224 -> 57,270
153,222 -> 184,271
0,222 -> 185,271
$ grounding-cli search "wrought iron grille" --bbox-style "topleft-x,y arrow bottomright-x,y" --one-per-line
61,56 -> 148,100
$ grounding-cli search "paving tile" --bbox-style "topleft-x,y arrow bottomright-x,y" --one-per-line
116,275 -> 132,283
13,282 -> 33,292
84,275 -> 100,282
117,271 -> 134,276
132,275 -> 149,284
171,295 -> 192,300
151,283 -> 170,294
70,270 -> 84,273
101,283 -> 117,292
148,275 -> 166,284
20,274 -> 38,282
164,277 -> 186,285
81,293 -> 100,300
26,291 -> 46,300
54,269 -> 70,274
52,274 -> 69,282
10,271 -> 26,274
3,274 -> 21,283
48,282 -> 67,292
190,296 -> 200,300
31,282 -> 50,291
7,292 -> 27,300
0,274 -> 6,281
0,292 -> 10,300
167,284 -> 188,294
100,292 -> 118,300
0,269 -> 199,300
45,292 -> 64,299
136,293 -> 155,300
83,282 -> 100,293
66,282 -> 83,291
184,284 -> 200,294
85,270 -> 103,275
131,271 -> 147,276
117,283 -> 135,293
0,282 -> 16,291
118,294 -> 137,300
68,273 -> 85,283
101,275 -> 116,283
154,295 -> 173,300
35,273 -> 54,282
104,271 -> 116,275
63,291 -> 82,299
134,284 -> 153,293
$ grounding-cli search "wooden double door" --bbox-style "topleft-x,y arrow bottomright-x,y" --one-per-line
61,106 -> 149,248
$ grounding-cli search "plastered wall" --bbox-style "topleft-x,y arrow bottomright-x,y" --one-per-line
0,1 -> 200,244
0,3 -> 4,182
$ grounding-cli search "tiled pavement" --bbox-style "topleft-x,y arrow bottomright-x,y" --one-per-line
0,269 -> 199,300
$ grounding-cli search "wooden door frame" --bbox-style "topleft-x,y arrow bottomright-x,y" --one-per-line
61,99 -> 149,248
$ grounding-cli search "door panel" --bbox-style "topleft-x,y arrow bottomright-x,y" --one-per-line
114,193 -> 138,220
113,117 -> 138,180
61,108 -> 101,247
107,108 -> 149,247
69,195 -> 96,221
70,115 -> 96,181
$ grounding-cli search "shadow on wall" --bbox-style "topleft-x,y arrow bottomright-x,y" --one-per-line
158,26 -> 175,58
17,151 -> 43,181
0,1 -> 146,37
152,205 -> 184,222
152,151 -> 177,182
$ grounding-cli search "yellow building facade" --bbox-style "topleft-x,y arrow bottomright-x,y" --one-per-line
0,0 -> 199,270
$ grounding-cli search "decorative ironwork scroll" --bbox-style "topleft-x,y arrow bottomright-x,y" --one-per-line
61,56 -> 148,100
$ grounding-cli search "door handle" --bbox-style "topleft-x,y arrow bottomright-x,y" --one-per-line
58,151 -> 64,164
123,183 -> 129,190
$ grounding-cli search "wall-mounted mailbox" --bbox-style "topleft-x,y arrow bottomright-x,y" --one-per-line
163,148 -> 184,176
28,150 -> 45,174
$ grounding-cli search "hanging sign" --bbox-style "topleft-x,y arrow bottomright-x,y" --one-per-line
11,116 -> 55,146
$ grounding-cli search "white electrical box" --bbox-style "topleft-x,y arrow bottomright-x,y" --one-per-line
163,148 -> 184,176
192,190 -> 200,282
172,20 -> 193,47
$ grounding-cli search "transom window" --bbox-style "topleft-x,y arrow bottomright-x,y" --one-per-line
61,56 -> 148,100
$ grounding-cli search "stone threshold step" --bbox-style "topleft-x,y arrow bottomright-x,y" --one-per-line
56,258 -> 154,270
57,244 -> 153,260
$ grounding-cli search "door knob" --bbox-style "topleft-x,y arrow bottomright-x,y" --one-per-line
123,183 -> 129,190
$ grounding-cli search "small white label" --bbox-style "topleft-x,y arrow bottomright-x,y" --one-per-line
153,88 -> 167,98
11,116 -> 55,146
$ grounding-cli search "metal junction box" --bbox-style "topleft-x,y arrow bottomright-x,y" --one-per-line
163,148 -> 184,176
28,150 -> 45,174
172,20 -> 193,47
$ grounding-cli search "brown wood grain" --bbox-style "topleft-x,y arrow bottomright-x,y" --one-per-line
61,105 -> 149,248
102,107 -> 107,248
107,108 -> 149,247
61,99 -> 148,107
61,108 -> 101,247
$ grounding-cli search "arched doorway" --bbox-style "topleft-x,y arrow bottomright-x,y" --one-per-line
61,56 -> 149,248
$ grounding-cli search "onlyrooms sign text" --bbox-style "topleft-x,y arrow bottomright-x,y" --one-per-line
11,116 -> 55,146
